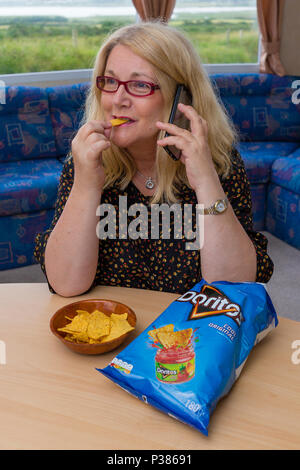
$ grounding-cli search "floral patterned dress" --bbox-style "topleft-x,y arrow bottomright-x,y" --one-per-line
34,149 -> 273,294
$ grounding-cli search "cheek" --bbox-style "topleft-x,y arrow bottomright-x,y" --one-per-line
142,99 -> 164,124
100,95 -> 111,114
139,105 -> 164,135
153,98 -> 165,122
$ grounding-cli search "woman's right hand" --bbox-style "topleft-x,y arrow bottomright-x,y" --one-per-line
71,120 -> 112,191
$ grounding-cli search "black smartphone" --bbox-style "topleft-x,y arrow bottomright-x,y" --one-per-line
163,84 -> 193,161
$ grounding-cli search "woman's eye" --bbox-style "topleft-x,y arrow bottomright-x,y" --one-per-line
137,81 -> 148,88
131,81 -> 151,94
107,78 -> 117,85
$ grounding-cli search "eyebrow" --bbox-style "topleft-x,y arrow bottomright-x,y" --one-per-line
105,69 -> 157,82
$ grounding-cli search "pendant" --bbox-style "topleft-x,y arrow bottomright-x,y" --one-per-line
145,177 -> 155,189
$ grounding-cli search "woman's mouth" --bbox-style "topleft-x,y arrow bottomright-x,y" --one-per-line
112,116 -> 136,127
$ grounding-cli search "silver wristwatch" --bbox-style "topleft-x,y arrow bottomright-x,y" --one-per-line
199,198 -> 228,215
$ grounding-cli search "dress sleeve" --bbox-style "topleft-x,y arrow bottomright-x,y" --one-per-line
33,156 -> 74,292
221,148 -> 274,283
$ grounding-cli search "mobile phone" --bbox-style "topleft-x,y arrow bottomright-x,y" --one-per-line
163,84 -> 193,161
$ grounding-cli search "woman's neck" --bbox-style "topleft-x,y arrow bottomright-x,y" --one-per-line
126,141 -> 157,177
127,144 -> 157,196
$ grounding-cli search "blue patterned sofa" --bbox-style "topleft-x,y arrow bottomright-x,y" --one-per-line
212,73 -> 300,247
0,73 -> 299,270
0,83 -> 88,269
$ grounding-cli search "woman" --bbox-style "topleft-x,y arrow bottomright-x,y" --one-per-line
34,21 -> 273,297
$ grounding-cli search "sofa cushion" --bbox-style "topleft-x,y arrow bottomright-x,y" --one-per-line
237,141 -> 299,184
250,183 -> 266,231
271,156 -> 300,194
0,86 -> 57,163
266,183 -> 300,250
212,73 -> 300,142
46,82 -> 90,157
0,209 -> 55,269
288,146 -> 300,158
0,158 -> 63,216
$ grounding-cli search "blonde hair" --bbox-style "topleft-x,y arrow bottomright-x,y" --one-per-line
83,21 -> 237,203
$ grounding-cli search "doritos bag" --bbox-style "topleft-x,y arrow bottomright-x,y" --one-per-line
97,280 -> 278,436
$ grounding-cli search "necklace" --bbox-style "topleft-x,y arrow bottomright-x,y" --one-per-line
136,169 -> 156,189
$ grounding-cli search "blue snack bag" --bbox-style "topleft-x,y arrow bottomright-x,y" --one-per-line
96,280 -> 278,436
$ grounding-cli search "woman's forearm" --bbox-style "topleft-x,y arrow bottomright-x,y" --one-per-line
195,172 -> 257,283
45,183 -> 102,297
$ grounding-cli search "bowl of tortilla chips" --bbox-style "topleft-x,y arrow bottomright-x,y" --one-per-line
50,299 -> 136,355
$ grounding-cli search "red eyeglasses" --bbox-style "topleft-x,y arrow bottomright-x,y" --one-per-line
96,76 -> 160,97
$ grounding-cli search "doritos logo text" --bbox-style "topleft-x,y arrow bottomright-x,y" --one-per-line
177,285 -> 243,327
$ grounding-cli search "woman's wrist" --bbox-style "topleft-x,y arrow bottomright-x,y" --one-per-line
194,168 -> 226,205
73,175 -> 104,198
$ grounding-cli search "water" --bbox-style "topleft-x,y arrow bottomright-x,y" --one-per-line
0,6 -> 256,18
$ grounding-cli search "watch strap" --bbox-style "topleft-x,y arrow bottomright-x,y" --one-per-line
198,197 -> 228,215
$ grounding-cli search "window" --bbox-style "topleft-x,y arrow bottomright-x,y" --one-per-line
0,0 -> 136,75
171,0 -> 259,64
0,0 -> 259,84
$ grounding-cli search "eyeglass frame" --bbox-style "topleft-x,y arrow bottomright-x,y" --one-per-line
96,75 -> 160,97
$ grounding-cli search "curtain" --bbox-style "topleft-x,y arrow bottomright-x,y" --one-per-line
257,0 -> 286,76
132,0 -> 176,23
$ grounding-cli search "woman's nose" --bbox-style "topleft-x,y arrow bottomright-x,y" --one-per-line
112,84 -> 131,106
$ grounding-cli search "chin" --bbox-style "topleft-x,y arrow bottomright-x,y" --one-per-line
111,136 -> 134,149
111,130 -> 158,154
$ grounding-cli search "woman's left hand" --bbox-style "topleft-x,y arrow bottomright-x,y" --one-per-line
156,103 -> 217,192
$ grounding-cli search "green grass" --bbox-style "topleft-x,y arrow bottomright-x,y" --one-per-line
0,35 -> 107,73
172,17 -> 258,63
189,30 -> 258,63
0,16 -> 259,74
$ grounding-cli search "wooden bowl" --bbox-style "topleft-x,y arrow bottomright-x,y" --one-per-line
50,298 -> 136,355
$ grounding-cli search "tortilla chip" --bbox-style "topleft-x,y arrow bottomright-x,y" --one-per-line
157,328 -> 193,349
87,310 -> 111,340
110,118 -> 129,126
65,331 -> 90,343
58,309 -> 134,344
75,310 -> 91,316
58,310 -> 90,334
148,324 -> 174,342
111,312 -> 128,320
100,315 -> 134,343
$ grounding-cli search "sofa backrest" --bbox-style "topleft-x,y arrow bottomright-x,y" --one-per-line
1,74 -> 299,164
46,74 -> 300,155
46,82 -> 90,158
211,73 -> 300,143
0,86 -> 57,163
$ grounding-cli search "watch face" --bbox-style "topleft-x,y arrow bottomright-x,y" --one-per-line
216,200 -> 226,213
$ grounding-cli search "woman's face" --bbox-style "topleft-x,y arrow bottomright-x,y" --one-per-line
100,44 -> 164,157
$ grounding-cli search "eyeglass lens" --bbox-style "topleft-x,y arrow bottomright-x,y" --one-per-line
98,77 -> 152,96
